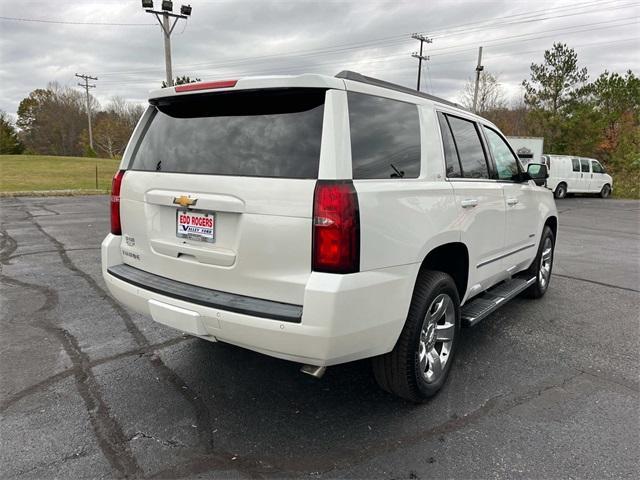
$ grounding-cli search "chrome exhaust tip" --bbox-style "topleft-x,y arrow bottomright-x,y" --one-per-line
300,365 -> 327,379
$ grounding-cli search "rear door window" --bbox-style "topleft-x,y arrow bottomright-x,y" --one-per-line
131,88 -> 326,178
572,158 -> 581,172
347,92 -> 421,179
437,112 -> 462,178
446,115 -> 490,179
580,159 -> 590,173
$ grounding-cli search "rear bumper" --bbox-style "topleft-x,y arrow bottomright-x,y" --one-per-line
102,234 -> 418,366
107,263 -> 303,323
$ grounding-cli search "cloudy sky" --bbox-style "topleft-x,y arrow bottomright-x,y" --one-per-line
1,0 -> 638,117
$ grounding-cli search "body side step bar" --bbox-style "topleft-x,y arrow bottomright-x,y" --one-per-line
461,275 -> 536,327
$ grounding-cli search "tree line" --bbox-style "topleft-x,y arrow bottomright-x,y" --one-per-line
461,43 -> 638,195
1,83 -> 144,158
0,76 -> 203,158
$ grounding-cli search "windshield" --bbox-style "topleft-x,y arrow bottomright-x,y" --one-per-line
130,88 -> 326,178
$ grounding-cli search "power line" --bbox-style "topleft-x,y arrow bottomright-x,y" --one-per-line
0,15 -> 155,26
98,17 -> 639,84
94,0 -> 638,78
425,0 -> 634,38
97,38 -> 634,90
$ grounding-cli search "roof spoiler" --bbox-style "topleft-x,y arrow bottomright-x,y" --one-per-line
335,70 -> 466,111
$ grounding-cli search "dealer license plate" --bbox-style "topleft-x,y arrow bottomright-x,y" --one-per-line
176,210 -> 215,243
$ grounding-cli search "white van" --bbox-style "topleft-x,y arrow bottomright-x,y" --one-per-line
543,154 -> 613,199
102,71 -> 557,401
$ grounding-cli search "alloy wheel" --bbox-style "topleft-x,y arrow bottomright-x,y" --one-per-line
418,294 -> 455,383
539,237 -> 553,290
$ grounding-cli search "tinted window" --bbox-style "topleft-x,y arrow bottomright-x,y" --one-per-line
348,92 -> 420,179
437,112 -> 461,178
592,161 -> 604,173
572,158 -> 580,172
446,116 -> 489,179
131,89 -> 325,178
580,159 -> 590,172
483,126 -> 520,180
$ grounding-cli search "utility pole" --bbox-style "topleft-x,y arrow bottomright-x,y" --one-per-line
142,1 -> 192,87
472,46 -> 484,114
411,33 -> 432,92
76,73 -> 97,150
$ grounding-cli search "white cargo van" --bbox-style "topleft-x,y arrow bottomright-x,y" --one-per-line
102,71 -> 558,401
542,154 -> 613,199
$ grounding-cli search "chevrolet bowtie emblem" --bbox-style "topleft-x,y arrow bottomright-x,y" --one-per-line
173,195 -> 197,208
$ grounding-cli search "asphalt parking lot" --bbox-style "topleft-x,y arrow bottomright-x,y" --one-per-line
1,195 -> 638,479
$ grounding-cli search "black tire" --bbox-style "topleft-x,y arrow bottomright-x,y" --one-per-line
600,184 -> 611,198
554,183 -> 567,199
523,226 -> 555,299
372,271 -> 461,402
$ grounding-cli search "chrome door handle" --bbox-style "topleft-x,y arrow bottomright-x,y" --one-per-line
461,199 -> 479,208
507,198 -> 519,206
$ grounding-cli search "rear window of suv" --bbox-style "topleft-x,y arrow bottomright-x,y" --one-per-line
130,88 -> 326,178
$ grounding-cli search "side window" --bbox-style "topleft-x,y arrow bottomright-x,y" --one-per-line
592,161 -> 603,173
572,158 -> 580,172
580,159 -> 590,173
347,92 -> 421,179
482,126 -> 520,180
437,112 -> 461,178
446,115 -> 490,179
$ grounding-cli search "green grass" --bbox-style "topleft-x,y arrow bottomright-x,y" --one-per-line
0,155 -> 120,194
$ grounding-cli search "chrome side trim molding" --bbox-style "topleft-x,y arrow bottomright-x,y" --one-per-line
477,243 -> 536,269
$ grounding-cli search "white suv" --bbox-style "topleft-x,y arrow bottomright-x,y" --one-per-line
102,71 -> 558,402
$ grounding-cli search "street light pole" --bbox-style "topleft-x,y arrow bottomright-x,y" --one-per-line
142,1 -> 191,87
472,46 -> 484,114
162,12 -> 173,86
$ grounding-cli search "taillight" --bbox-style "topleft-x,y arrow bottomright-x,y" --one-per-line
110,170 -> 125,235
312,180 -> 360,274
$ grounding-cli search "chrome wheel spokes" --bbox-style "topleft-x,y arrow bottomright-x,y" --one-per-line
539,237 -> 553,289
419,293 -> 455,384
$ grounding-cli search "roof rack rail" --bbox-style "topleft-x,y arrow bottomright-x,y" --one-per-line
335,70 -> 466,111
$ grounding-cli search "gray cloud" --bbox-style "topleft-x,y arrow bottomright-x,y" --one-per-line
1,0 -> 638,118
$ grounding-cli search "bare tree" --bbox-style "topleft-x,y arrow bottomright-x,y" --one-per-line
460,72 -> 506,114
93,97 -> 145,158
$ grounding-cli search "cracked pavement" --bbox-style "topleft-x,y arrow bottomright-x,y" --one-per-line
1,195 -> 638,479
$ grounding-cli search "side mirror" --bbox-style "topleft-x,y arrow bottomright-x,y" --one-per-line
527,163 -> 549,186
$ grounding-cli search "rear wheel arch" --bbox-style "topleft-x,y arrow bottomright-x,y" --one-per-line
418,242 -> 469,301
544,216 -> 558,241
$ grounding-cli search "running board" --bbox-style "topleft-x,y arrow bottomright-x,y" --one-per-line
461,275 -> 536,327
